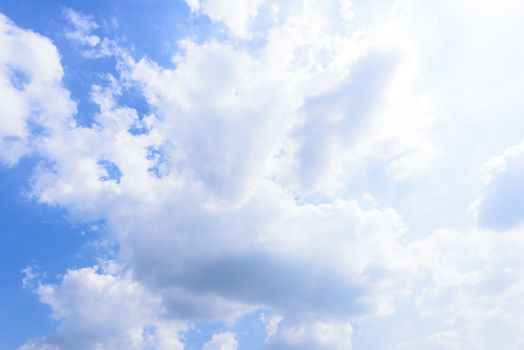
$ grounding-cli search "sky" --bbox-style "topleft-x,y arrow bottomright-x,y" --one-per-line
1,0 -> 524,349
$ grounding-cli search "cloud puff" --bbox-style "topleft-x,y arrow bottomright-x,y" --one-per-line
20,267 -> 187,350
0,13 -> 75,164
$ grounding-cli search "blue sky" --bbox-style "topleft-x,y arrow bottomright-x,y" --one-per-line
1,0 -> 524,349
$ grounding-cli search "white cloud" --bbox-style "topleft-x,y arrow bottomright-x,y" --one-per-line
203,332 -> 238,350
6,1 -> 424,348
20,267 -> 187,350
23,7 -> 417,343
130,1 -> 435,198
404,226 -> 524,349
7,0 -> 524,348
63,8 -> 100,47
185,0 -> 265,38
63,8 -> 118,57
0,13 -> 75,164
123,183 -> 412,320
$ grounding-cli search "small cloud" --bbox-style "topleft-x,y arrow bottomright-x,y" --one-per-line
203,332 -> 239,350
62,8 -> 119,57
63,8 -> 100,47
21,265 -> 43,289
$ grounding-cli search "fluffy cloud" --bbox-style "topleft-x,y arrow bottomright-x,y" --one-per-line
131,0 -> 435,197
20,2 -> 421,346
21,267 -> 187,350
29,41 -> 415,328
7,0 -> 524,348
124,185 -> 412,321
0,13 -> 75,164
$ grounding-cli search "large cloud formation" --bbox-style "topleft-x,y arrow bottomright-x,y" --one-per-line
2,0 -> 524,349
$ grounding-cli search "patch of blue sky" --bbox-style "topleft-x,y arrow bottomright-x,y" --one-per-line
234,311 -> 269,350
6,65 -> 31,91
184,320 -> 230,350
118,85 -> 153,122
0,157 -> 103,349
146,146 -> 171,178
0,0 -> 213,62
98,159 -> 123,183
183,311 -> 268,350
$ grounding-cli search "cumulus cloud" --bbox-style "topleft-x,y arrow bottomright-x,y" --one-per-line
15,2 -> 423,346
6,0 -> 524,348
21,267 -> 187,350
28,45 -> 415,325
127,187 -> 412,319
130,1 -> 435,197
0,13 -> 75,164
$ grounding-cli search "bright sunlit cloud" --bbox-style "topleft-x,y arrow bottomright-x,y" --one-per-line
1,0 -> 524,349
